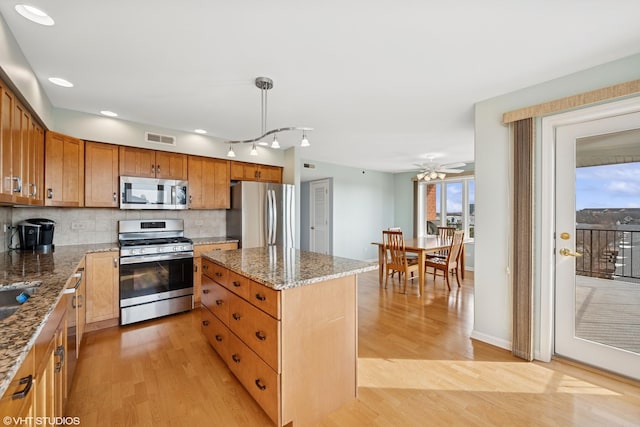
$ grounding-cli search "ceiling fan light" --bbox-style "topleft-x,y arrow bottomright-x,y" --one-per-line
417,172 -> 426,180
430,171 -> 437,179
438,173 -> 446,179
250,143 -> 258,156
227,145 -> 236,158
271,134 -> 280,149
300,132 -> 310,147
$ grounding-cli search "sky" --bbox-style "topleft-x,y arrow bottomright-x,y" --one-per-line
576,162 -> 640,210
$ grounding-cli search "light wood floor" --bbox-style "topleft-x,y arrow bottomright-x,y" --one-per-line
66,270 -> 640,426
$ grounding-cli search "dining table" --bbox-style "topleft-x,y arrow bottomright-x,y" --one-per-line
371,236 -> 466,295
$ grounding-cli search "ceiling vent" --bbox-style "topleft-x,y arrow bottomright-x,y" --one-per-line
303,163 -> 316,169
145,131 -> 176,146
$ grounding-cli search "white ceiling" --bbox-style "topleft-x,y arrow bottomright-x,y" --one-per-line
1,1 -> 640,173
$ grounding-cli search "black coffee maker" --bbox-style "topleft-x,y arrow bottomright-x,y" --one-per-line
18,218 -> 56,251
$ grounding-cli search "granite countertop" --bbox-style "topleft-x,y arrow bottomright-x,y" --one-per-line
0,243 -> 118,397
191,236 -> 239,246
202,247 -> 377,291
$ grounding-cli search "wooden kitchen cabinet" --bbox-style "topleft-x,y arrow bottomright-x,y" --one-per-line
193,242 -> 237,306
0,346 -> 35,425
44,131 -> 85,207
119,146 -> 187,180
201,258 -> 357,426
0,79 -> 44,206
33,293 -> 67,422
230,161 -> 282,183
85,141 -> 119,207
188,156 -> 230,209
85,251 -> 119,325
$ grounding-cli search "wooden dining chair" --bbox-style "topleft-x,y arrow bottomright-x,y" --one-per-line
427,226 -> 457,261
383,230 -> 420,294
425,230 -> 464,290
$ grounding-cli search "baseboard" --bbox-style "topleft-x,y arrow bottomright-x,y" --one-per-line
470,330 -> 512,351
85,318 -> 119,333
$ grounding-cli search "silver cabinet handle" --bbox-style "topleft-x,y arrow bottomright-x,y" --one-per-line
113,192 -> 117,202
47,188 -> 53,199
12,177 -> 22,193
156,164 -> 160,174
113,258 -> 118,268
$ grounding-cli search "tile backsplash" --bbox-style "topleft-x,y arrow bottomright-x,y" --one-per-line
9,207 -> 226,248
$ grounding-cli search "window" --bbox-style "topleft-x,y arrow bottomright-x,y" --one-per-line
418,177 -> 474,239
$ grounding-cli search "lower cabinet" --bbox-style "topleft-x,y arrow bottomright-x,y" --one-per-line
193,243 -> 237,307
201,258 -> 358,427
85,251 -> 119,326
33,293 -> 68,422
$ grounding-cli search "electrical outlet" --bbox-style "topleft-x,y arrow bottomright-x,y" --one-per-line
3,224 -> 8,233
71,222 -> 86,230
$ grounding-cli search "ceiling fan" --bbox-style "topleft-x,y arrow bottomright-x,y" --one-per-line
414,157 -> 466,181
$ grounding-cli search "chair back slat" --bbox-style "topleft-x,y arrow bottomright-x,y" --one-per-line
446,230 -> 465,266
437,226 -> 456,244
383,230 -> 407,268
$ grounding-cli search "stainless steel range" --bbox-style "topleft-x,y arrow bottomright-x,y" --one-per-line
118,219 -> 194,325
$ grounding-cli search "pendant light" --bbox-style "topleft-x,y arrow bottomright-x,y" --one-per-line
226,77 -> 312,157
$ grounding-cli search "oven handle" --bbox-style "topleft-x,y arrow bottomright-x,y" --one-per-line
120,251 -> 194,265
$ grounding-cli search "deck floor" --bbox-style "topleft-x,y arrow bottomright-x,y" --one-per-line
576,275 -> 640,354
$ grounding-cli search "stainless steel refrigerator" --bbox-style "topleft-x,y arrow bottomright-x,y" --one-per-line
227,181 -> 295,248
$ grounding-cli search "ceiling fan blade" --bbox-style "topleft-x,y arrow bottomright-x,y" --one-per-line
441,162 -> 466,169
438,168 -> 464,173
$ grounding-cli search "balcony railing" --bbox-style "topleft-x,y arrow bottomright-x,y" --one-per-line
575,225 -> 639,280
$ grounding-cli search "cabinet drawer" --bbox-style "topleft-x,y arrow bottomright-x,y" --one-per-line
227,270 -> 251,300
228,293 -> 280,371
201,306 -> 229,361
249,281 -> 280,319
194,242 -> 237,257
202,259 -> 228,286
227,333 -> 280,424
0,347 -> 34,416
202,278 -> 230,325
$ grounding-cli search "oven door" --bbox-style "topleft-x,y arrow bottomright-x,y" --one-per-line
119,252 -> 194,307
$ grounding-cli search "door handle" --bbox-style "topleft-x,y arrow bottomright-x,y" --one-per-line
559,248 -> 582,257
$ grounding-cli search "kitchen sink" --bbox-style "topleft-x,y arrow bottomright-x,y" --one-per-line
0,284 -> 41,321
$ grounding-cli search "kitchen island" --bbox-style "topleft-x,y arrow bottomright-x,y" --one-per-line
201,247 -> 376,427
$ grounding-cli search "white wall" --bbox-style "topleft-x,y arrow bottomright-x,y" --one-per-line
0,13 -> 54,126
301,161 -> 394,260
474,53 -> 640,350
393,172 -> 416,236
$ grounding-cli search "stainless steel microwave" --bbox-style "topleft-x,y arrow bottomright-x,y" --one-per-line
120,176 -> 188,210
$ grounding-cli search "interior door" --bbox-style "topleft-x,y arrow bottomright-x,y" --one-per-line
309,179 -> 330,254
555,111 -> 640,380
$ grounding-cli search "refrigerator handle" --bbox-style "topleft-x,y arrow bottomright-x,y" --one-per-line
266,188 -> 273,245
270,189 -> 278,245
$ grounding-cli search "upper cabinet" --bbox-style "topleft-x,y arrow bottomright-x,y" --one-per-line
85,141 -> 119,207
0,80 -> 44,206
119,146 -> 187,180
188,156 -> 230,209
45,131 -> 85,207
230,161 -> 282,183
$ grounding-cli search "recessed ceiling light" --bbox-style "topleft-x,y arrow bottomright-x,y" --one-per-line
15,4 -> 54,26
48,77 -> 73,88
194,129 -> 207,134
100,110 -> 118,117
257,141 -> 269,146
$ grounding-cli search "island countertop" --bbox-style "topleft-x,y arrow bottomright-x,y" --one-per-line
201,246 -> 377,290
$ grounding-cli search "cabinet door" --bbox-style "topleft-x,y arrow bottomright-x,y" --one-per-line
213,159 -> 230,208
44,131 -> 84,207
85,251 -> 119,324
77,263 -> 87,353
243,163 -> 259,181
28,121 -> 44,205
0,82 -> 13,203
13,101 -> 29,205
230,161 -> 245,181
85,141 -> 119,207
155,151 -> 187,180
187,155 -> 207,209
118,146 -> 155,178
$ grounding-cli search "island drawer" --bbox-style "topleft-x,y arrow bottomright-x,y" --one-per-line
202,259 -> 228,286
201,306 -> 229,361
226,270 -> 251,300
202,278 -> 230,324
249,280 -> 280,319
227,332 -> 280,424
228,293 -> 280,372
